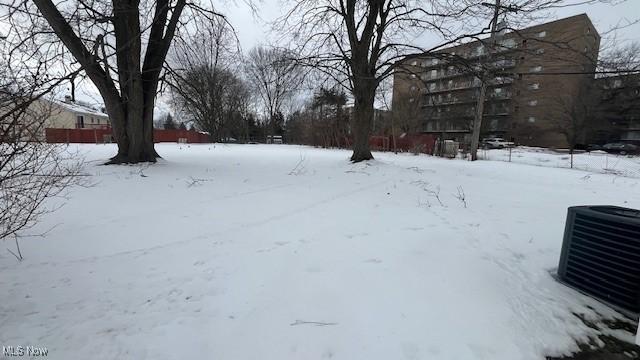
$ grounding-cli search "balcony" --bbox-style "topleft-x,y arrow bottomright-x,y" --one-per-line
424,77 -> 513,95
425,96 -> 511,107
491,59 -> 517,69
423,120 -> 471,133
483,111 -> 510,117
489,92 -> 512,100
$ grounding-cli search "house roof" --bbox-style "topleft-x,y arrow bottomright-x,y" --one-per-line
51,99 -> 109,118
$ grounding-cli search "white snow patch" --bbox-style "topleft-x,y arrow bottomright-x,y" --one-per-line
1,143 -> 638,360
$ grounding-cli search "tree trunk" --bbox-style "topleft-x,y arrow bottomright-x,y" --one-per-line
350,83 -> 375,162
470,82 -> 487,161
106,1 -> 157,164
33,0 -> 185,165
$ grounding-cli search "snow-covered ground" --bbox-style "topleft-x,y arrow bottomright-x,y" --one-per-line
2,143 -> 639,360
479,146 -> 640,178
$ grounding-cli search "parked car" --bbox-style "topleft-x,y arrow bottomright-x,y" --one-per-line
602,142 -> 638,155
481,137 -> 515,149
586,144 -> 603,151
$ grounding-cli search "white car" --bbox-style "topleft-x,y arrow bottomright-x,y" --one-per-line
481,137 -> 514,149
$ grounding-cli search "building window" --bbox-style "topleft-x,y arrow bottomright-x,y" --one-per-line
410,85 -> 417,92
411,60 -> 418,66
421,74 -> 428,81
528,116 -> 536,123
448,80 -> 454,88
409,97 -> 415,103
421,61 -> 428,67
411,74 -> 417,79
613,79 -> 623,88
76,115 -> 84,128
494,87 -> 503,94
431,69 -> 437,78
537,31 -> 547,38
528,83 -> 540,90
528,100 -> 538,106
432,59 -> 439,65
531,66 -> 542,72
535,48 -> 545,55
429,83 -> 436,91
499,38 -> 517,49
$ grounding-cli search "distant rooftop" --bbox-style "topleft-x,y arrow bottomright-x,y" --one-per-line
51,97 -> 108,117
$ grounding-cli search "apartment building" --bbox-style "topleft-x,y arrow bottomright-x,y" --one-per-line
391,14 -> 600,148
593,74 -> 640,144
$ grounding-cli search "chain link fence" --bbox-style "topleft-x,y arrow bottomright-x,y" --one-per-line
477,147 -> 640,178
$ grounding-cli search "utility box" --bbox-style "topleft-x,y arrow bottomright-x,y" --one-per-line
558,206 -> 640,315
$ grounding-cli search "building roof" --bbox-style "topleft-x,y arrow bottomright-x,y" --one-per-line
51,98 -> 109,118
404,13 -> 599,60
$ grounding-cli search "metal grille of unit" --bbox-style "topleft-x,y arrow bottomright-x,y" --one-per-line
558,206 -> 640,314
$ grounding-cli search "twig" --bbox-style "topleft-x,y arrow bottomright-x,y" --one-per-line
186,176 -> 213,188
7,235 -> 23,262
453,186 -> 467,208
290,320 -> 338,327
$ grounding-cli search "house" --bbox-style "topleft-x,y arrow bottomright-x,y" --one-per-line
44,96 -> 110,129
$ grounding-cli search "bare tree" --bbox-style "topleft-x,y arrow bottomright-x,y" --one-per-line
1,0 -> 230,163
550,82 -> 596,156
278,0 -> 625,162
311,87 -> 349,148
245,46 -> 303,140
167,16 -> 250,141
0,62 -> 84,260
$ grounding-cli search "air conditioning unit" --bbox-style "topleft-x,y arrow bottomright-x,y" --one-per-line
558,206 -> 640,316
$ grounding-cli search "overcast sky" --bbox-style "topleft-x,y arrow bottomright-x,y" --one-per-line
225,0 -> 640,50
72,0 -> 639,113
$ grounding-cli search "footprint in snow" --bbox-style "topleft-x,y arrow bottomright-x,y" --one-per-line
345,232 -> 369,239
403,227 -> 424,231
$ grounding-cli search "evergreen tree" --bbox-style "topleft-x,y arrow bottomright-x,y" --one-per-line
163,114 -> 176,130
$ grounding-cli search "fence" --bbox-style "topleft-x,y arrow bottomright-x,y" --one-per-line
45,128 -> 211,144
367,134 -> 437,154
478,146 -> 640,178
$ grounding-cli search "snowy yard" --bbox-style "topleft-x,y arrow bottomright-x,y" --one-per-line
480,147 -> 640,179
2,143 -> 640,359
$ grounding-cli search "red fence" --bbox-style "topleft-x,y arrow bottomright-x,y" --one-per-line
45,128 -> 436,153
45,128 -> 211,144
368,134 -> 436,154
